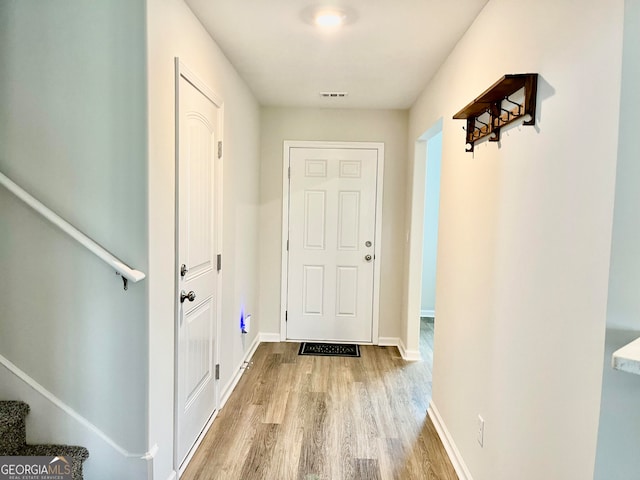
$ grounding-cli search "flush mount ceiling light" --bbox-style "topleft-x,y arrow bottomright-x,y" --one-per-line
301,5 -> 356,28
314,9 -> 346,27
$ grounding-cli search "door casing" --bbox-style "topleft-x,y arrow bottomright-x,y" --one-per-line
280,140 -> 384,343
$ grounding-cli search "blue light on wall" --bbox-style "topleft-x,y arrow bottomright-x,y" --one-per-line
240,310 -> 247,334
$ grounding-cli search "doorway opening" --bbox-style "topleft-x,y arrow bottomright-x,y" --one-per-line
419,128 -> 442,375
405,119 -> 443,361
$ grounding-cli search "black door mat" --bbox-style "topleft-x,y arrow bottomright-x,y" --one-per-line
298,342 -> 360,357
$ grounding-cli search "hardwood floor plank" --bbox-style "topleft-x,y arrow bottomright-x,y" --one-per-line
249,352 -> 282,407
341,385 -> 362,478
296,392 -> 328,480
181,321 -> 458,480
380,438 -> 408,480
238,423 -> 279,480
419,417 -> 459,480
353,458 -> 382,480
185,404 -> 263,480
263,362 -> 294,424
263,390 -> 304,480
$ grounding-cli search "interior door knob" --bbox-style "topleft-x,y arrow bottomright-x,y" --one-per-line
180,290 -> 196,303
364,254 -> 372,262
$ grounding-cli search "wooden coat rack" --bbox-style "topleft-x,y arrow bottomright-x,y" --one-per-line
453,73 -> 538,152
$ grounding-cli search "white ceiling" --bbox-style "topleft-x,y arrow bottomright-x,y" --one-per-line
184,0 -> 488,109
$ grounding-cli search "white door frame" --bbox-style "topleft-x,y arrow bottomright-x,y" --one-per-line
405,119 -> 442,359
173,58 -> 224,473
280,140 -> 384,343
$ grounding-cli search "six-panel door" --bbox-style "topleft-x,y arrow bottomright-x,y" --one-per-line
287,147 -> 378,342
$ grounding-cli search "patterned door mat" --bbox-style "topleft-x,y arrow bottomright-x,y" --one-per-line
298,342 -> 360,357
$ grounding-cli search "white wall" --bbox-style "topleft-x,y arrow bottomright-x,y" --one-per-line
0,1 -> 149,477
147,0 -> 261,478
407,1 -> 624,479
420,132 -> 442,316
258,107 -> 408,342
594,1 -> 640,477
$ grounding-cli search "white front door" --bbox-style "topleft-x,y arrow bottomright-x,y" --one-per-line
286,144 -> 382,343
176,65 -> 221,467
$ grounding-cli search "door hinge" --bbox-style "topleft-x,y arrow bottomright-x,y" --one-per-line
215,364 -> 220,380
286,239 -> 289,251
288,166 -> 290,179
217,254 -> 222,272
218,141 -> 223,159
285,310 -> 288,322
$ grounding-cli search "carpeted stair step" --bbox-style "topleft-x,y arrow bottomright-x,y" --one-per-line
1,400 -> 89,480
0,400 -> 29,455
20,444 -> 89,480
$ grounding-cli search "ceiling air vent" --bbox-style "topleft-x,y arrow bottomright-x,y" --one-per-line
320,92 -> 348,98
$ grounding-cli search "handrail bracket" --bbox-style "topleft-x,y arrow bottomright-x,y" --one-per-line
118,274 -> 129,291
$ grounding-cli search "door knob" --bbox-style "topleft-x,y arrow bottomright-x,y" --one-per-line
180,290 -> 196,303
365,254 -> 372,262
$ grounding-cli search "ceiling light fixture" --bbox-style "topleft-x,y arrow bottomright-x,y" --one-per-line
301,5 -> 356,28
314,10 -> 345,27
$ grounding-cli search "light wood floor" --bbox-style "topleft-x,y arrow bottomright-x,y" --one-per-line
182,319 -> 456,480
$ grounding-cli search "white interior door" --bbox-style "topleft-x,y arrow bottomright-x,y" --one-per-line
286,145 -> 381,343
176,68 -> 221,467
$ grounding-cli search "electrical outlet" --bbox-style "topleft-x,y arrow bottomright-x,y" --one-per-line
477,415 -> 485,447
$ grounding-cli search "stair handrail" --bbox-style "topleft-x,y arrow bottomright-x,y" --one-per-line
0,171 -> 145,289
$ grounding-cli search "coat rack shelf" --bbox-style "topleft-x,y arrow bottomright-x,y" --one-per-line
453,73 -> 538,153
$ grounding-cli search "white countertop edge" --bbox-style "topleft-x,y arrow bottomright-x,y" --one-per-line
612,336 -> 640,375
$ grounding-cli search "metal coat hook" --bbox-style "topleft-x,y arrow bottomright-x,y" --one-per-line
504,96 -> 523,114
475,118 -> 489,134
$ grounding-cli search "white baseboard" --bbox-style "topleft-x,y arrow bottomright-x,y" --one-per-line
219,334 -> 261,409
165,472 -> 177,480
259,332 -> 281,342
428,401 -> 473,480
398,338 -> 422,361
421,309 -> 435,317
377,336 -> 399,347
